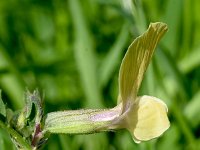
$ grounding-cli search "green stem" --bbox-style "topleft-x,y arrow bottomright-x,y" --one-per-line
0,120 -> 32,150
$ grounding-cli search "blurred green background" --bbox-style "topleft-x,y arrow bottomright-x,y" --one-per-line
0,0 -> 200,149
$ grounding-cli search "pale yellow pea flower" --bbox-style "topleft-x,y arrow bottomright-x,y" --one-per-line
44,22 -> 170,143
113,22 -> 170,143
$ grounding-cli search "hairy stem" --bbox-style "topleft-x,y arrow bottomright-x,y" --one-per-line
0,119 -> 32,150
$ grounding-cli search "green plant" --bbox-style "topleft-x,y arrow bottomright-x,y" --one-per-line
0,22 -> 169,150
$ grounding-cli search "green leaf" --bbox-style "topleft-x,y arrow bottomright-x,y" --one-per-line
0,90 -> 6,117
178,45 -> 200,73
184,90 -> 200,127
68,0 -> 102,108
0,129 -> 16,150
99,23 -> 129,88
0,120 -> 32,150
0,46 -> 25,109
119,22 -> 168,112
161,0 -> 182,57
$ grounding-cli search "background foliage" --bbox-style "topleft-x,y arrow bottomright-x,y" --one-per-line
0,0 -> 200,149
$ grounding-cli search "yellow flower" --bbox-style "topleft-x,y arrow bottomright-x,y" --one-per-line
44,22 -> 170,143
112,22 -> 170,143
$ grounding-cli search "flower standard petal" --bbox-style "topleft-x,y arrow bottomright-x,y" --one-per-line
118,22 -> 168,112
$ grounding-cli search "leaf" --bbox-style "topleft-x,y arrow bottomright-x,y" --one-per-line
184,90 -> 200,127
119,22 -> 168,112
0,46 -> 25,109
68,0 -> 102,108
178,45 -> 200,73
0,120 -> 32,150
161,0 -> 182,57
0,90 -> 6,117
99,23 -> 129,87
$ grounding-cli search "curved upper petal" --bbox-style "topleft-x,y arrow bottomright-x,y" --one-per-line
118,23 -> 168,112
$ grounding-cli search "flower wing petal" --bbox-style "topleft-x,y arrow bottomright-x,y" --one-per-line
126,95 -> 170,142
